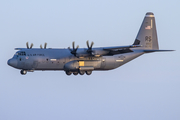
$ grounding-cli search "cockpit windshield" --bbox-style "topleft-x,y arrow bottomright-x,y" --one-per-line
15,51 -> 26,56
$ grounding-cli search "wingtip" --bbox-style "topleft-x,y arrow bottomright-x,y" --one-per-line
15,48 -> 21,50
14,48 -> 27,50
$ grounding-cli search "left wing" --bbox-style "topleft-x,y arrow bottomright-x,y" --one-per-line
15,48 -> 27,50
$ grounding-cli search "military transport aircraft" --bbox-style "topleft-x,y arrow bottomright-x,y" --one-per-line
7,12 -> 173,75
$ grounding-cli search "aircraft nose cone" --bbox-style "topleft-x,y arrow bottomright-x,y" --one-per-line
7,59 -> 17,67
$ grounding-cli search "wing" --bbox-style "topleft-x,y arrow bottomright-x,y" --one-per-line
103,45 -> 142,50
100,45 -> 142,55
15,48 -> 27,50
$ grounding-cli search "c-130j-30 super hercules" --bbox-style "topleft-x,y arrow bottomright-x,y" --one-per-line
7,12 -> 173,75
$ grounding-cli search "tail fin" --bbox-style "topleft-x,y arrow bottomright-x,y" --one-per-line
133,12 -> 159,50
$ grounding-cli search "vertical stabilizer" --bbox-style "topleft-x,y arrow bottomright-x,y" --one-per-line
133,12 -> 159,50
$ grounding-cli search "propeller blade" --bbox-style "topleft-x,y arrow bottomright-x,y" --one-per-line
86,40 -> 90,48
72,41 -> 75,50
40,44 -> 43,49
75,45 -> 79,51
68,41 -> 79,57
30,43 -> 33,49
68,47 -> 72,52
86,41 -> 94,54
90,42 -> 94,48
44,43 -> 47,49
26,42 -> 29,49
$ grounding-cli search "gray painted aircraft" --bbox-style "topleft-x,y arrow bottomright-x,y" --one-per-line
7,12 -> 173,75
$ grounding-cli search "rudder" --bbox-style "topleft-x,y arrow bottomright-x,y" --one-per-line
133,12 -> 159,50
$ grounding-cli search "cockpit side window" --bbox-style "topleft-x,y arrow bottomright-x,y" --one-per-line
16,51 -> 26,56
14,53 -> 19,56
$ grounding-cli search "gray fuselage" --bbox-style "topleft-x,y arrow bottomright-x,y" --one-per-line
8,48 -> 144,71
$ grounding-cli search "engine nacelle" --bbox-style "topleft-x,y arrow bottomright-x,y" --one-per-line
64,61 -> 79,71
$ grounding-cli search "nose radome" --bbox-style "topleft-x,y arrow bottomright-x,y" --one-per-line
7,59 -> 17,67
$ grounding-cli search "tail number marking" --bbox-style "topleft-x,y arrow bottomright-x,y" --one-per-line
145,36 -> 151,42
145,36 -> 152,48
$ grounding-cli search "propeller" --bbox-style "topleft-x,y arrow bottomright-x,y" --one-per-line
26,42 -> 33,49
68,41 -> 79,56
40,43 -> 47,49
86,40 -> 94,54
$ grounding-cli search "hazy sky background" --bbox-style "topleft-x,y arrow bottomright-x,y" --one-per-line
0,0 -> 180,120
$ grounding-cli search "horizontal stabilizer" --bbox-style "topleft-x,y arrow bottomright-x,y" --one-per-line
144,50 -> 175,53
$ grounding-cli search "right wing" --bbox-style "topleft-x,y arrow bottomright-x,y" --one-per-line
103,45 -> 142,50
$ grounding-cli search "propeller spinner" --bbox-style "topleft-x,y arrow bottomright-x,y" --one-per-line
68,41 -> 79,56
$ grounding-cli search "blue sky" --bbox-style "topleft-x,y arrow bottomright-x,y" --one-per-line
0,0 -> 180,120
